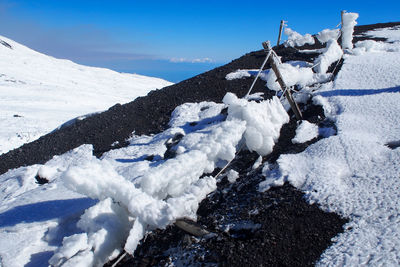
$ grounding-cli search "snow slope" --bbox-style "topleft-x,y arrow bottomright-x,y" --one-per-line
1,22 -> 400,267
261,26 -> 400,265
0,35 -> 172,154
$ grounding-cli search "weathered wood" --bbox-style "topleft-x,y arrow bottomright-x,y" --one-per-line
277,20 -> 285,46
340,10 -> 346,48
175,218 -> 211,237
262,41 -> 303,120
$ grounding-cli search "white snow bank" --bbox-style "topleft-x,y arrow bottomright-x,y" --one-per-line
260,43 -> 400,265
284,27 -> 315,47
353,39 -> 400,55
291,120 -> 319,144
341,12 -> 359,49
317,29 -> 340,44
314,39 -> 343,74
362,26 -> 400,43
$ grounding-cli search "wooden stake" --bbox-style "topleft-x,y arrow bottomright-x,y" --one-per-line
340,10 -> 346,48
262,41 -> 303,120
277,20 -> 284,47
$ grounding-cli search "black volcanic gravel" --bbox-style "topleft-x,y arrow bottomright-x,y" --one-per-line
1,22 -> 400,266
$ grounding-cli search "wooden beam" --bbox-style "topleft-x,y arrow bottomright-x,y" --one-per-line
262,41 -> 303,120
277,20 -> 284,47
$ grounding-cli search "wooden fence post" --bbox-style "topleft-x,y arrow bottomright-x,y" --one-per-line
277,20 -> 285,47
262,41 -> 303,120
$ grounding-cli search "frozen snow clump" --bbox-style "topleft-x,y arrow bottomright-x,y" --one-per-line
291,120 -> 319,144
265,63 -> 314,91
223,93 -> 289,156
316,29 -> 340,44
314,39 -> 343,74
284,27 -> 315,47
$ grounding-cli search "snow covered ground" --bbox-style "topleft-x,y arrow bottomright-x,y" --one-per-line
1,22 -> 400,267
0,92 -> 288,266
261,26 -> 400,265
0,35 -> 172,154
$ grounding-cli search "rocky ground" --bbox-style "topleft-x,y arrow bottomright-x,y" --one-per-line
1,22 -> 400,266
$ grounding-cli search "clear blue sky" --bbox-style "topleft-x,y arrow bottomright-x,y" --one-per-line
1,0 -> 399,82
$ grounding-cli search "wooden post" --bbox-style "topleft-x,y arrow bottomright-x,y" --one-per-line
340,10 -> 346,47
277,20 -> 284,47
262,41 -> 303,120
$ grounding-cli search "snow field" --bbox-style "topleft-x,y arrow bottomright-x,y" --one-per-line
0,35 -> 172,154
260,26 -> 400,265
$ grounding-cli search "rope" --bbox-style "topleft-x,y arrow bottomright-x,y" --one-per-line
245,49 -> 272,98
111,252 -> 127,267
214,141 -> 245,180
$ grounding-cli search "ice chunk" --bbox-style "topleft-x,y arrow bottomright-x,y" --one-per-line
227,169 -> 239,183
292,120 -> 319,144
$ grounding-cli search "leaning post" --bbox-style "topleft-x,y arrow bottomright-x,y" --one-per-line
262,41 -> 303,120
277,20 -> 285,47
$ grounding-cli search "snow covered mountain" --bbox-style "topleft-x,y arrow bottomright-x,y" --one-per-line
1,17 -> 400,267
0,35 -> 172,154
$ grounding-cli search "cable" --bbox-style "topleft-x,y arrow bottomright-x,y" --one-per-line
245,50 -> 272,98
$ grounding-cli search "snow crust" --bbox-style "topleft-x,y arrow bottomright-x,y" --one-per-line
260,26 -> 400,265
0,35 -> 172,154
341,12 -> 359,49
0,92 -> 288,266
284,27 -> 315,47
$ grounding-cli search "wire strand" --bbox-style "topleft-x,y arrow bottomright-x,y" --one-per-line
245,50 -> 272,97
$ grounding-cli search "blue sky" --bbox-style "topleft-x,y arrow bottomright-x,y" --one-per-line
1,0 -> 399,82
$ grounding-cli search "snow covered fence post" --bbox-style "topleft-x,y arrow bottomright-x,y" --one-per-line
262,41 -> 303,120
340,10 -> 359,49
277,20 -> 285,46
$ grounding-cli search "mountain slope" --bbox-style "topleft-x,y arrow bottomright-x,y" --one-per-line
0,35 -> 172,154
0,21 -> 399,267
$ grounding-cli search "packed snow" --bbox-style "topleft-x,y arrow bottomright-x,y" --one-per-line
0,91 -> 288,266
0,35 -> 172,154
260,25 -> 400,265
